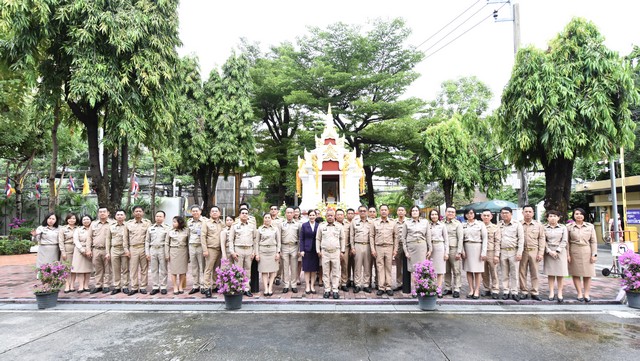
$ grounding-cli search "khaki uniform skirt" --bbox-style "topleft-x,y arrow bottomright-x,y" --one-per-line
463,242 -> 484,273
258,247 -> 278,273
544,250 -> 568,277
568,245 -> 595,277
431,242 -> 446,274
406,241 -> 427,272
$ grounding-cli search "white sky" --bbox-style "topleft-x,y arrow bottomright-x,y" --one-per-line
177,0 -> 639,109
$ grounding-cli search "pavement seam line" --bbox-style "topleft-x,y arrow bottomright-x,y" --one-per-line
0,310 -> 108,356
420,321 -> 451,361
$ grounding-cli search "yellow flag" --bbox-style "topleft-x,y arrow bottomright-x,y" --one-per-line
82,173 -> 90,196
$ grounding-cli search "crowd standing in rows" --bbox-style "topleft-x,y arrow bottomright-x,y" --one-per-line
32,203 -> 598,302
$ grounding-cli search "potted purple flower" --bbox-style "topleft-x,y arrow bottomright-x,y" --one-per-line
34,261 -> 71,309
619,250 -> 640,309
412,259 -> 440,311
215,258 -> 249,310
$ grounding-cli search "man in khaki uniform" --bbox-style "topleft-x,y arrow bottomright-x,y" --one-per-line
107,209 -> 129,295
280,207 -> 300,293
499,206 -> 525,301
316,209 -> 345,299
269,204 -> 285,286
187,205 -> 206,294
229,208 -> 258,297
202,206 -> 225,298
367,206 -> 378,289
87,207 -> 112,294
345,208 -> 356,288
481,210 -> 501,299
145,210 -> 171,295
443,207 -> 463,298
351,206 -> 373,293
394,206 -> 407,291
370,204 -> 399,296
519,205 -> 545,301
336,209 -> 350,292
124,205 -> 151,296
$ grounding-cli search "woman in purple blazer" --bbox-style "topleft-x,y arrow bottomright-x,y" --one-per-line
299,210 -> 320,294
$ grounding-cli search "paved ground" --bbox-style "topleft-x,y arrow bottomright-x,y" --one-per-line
0,305 -> 638,360
0,244 -> 627,306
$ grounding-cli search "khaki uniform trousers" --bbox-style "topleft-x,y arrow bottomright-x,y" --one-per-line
340,245 -> 352,286
518,249 -> 540,295
281,243 -> 299,288
395,245 -> 404,287
235,246 -> 253,291
129,245 -> 148,290
500,249 -> 519,295
322,249 -> 341,292
149,246 -> 167,290
92,248 -> 111,288
354,243 -> 372,287
375,245 -> 393,291
203,247 -> 222,289
444,247 -> 462,292
189,243 -> 204,289
482,250 -> 500,294
111,247 -> 129,289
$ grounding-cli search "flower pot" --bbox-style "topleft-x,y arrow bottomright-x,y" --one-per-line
35,291 -> 59,309
224,293 -> 243,310
627,291 -> 640,309
418,294 -> 437,311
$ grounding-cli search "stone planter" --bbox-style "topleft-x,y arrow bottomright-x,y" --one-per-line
418,294 -> 437,311
224,294 -> 243,310
627,291 -> 640,309
35,291 -> 59,309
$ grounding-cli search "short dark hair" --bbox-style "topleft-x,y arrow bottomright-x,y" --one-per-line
308,210 -> 317,216
42,212 -> 59,227
80,214 -> 94,223
410,205 -> 420,214
429,209 -> 440,220
522,204 -> 534,212
336,208 -> 345,215
397,206 -> 406,211
572,208 -> 587,221
239,202 -> 249,209
132,205 -> 144,212
347,208 -> 355,213
210,206 -> 220,212
65,213 -> 79,224
358,205 -> 367,212
285,207 -> 294,212
190,205 -> 202,211
115,209 -> 126,215
500,206 -> 513,214
155,210 -> 166,217
98,205 -> 109,212
379,204 -> 389,210
546,210 -> 561,217
481,209 -> 492,214
225,215 -> 235,222
293,206 -> 300,211
464,208 -> 475,217
173,216 -> 186,230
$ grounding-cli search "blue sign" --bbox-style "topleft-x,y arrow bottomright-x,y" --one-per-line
627,209 -> 640,224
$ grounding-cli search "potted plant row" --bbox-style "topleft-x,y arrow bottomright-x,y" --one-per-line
34,261 -> 71,309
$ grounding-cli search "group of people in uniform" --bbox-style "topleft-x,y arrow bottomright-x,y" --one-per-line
32,201 -> 598,302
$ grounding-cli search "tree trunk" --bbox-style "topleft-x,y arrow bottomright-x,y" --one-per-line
276,156 -> 289,205
443,178 -> 454,208
151,149 -> 158,216
191,170 -> 200,206
364,165 -> 375,207
543,157 -> 574,220
109,138 -> 129,210
48,101 -> 61,213
78,110 -> 110,209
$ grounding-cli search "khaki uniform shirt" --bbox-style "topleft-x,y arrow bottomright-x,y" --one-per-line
58,225 -> 76,252
228,221 -> 258,254
350,218 -> 372,248
87,220 -> 112,249
106,222 -> 126,254
187,217 -> 206,245
484,223 -> 501,256
521,219 -> 546,258
403,218 -> 432,254
444,219 -> 463,253
544,224 -> 567,254
316,222 -> 345,253
73,226 -> 91,253
164,228 -> 189,259
499,220 -> 524,256
566,222 -> 597,256
124,218 -> 152,253
257,225 -> 281,253
429,221 -> 450,254
201,218 -> 224,249
280,219 -> 301,245
396,218 -> 407,252
463,220 -> 488,257
34,226 -> 59,245
145,223 -> 171,254
369,218 -> 399,252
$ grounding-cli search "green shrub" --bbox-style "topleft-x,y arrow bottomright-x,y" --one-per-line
0,238 -> 34,255
9,227 -> 34,241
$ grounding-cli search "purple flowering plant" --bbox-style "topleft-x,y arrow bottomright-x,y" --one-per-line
33,261 -> 70,294
411,259 -> 440,297
619,250 -> 640,293
9,218 -> 26,229
215,258 -> 249,295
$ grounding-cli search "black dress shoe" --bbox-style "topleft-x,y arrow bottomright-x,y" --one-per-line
511,294 -> 520,302
77,289 -> 85,294
305,290 -> 311,294
557,297 -> 564,303
548,296 -> 556,301
412,294 -> 417,298
333,292 -> 339,299
376,290 -> 385,296
483,290 -> 492,296
188,288 -> 200,295
452,291 -> 460,298
89,287 -> 102,294
173,291 -> 180,295
585,297 -> 592,303
386,290 -> 394,296
310,290 -> 317,294
102,287 -> 110,294
111,288 -> 121,295
140,289 -> 147,294
128,289 -> 139,296
520,293 -> 528,300
466,294 -> 473,299
340,286 -> 348,292
491,293 -> 499,299
472,295 -> 479,299
205,289 -> 212,298
244,291 -> 253,297
160,289 -> 167,295
363,287 -> 371,293
323,292 -> 330,299
393,286 -> 403,291
442,289 -> 452,295
282,288 -> 289,293
437,294 -> 443,298
212,287 -> 219,293
531,295 -> 542,301
291,288 -> 298,293
577,297 -> 585,302
274,278 -> 281,286
63,290 -> 71,294
354,287 -> 361,293
150,289 -> 159,295
502,294 -> 509,300
122,288 -> 129,294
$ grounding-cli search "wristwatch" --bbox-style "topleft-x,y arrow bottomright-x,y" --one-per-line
593,254 -> 597,257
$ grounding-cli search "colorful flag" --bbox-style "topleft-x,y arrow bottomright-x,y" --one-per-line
68,175 -> 76,192
82,173 -> 90,196
35,181 -> 42,199
130,173 -> 139,198
5,178 -> 14,197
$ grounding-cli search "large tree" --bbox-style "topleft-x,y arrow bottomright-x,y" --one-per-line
1,0 -> 181,210
497,18 -> 637,217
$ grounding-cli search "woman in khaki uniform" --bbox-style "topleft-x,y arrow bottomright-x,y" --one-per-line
403,206 -> 432,296
58,213 -> 78,292
543,210 -> 568,302
256,214 -> 281,296
462,209 -> 488,299
33,212 -> 60,268
220,215 -> 235,261
567,208 -> 597,302
165,216 -> 189,295
428,209 -> 449,297
72,215 -> 94,293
